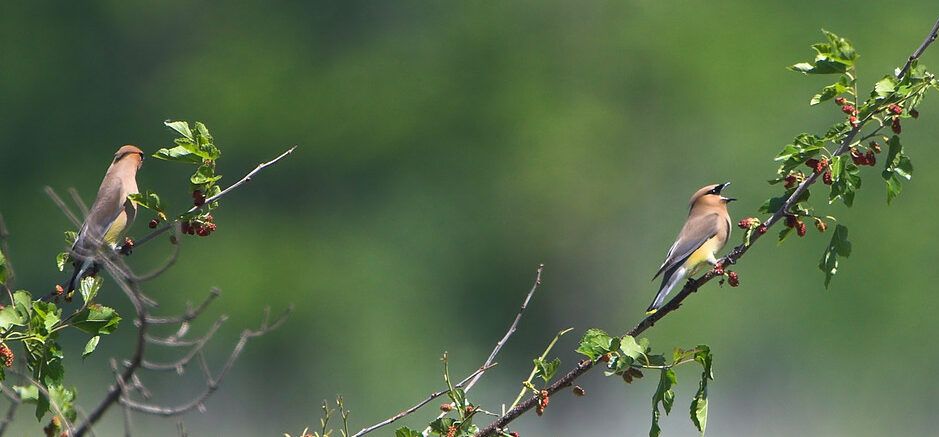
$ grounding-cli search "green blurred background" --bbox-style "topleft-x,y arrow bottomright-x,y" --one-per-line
2,2 -> 938,436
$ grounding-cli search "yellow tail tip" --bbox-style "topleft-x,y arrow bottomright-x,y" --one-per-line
645,308 -> 658,315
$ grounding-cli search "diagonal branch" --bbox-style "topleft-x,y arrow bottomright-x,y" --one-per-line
133,146 -> 297,249
472,16 -> 939,437
350,264 -> 544,437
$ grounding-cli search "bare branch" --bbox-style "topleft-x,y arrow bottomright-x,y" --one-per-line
133,146 -> 297,249
352,264 -> 543,437
0,383 -> 21,436
349,364 -> 497,437
144,289 -> 221,325
120,307 -> 291,416
898,16 -> 939,80
140,316 -> 227,371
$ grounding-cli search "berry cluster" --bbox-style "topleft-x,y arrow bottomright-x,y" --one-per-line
727,271 -> 739,287
181,215 -> 217,237
0,343 -> 13,367
891,116 -> 902,134
850,147 -> 877,166
785,214 -> 807,237
535,390 -> 549,416
805,158 -> 828,174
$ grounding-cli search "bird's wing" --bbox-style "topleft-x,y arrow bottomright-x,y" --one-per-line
652,212 -> 721,280
71,185 -> 126,256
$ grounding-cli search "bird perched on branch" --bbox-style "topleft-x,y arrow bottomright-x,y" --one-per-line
647,182 -> 735,313
63,145 -> 145,293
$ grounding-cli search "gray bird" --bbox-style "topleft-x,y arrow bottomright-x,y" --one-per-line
648,183 -> 735,313
64,145 -> 145,293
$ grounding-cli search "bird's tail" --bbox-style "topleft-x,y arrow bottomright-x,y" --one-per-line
64,259 -> 95,294
646,265 -> 687,313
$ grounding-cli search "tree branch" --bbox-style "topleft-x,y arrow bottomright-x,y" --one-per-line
133,146 -> 297,249
352,264 -> 544,437
472,16 -> 939,437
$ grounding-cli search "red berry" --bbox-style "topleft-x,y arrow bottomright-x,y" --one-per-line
865,151 -> 876,166
149,219 -> 158,228
892,117 -> 902,134
194,196 -> 205,207
510,433 -> 520,437
465,406 -> 475,414
599,353 -> 611,362
823,170 -> 833,185
910,108 -> 919,118
851,148 -> 868,166
888,104 -> 903,115
785,215 -> 798,228
815,218 -> 828,232
737,219 -> 751,229
834,97 -> 847,105
180,221 -> 190,234
757,225 -> 767,235
727,271 -> 739,287
842,104 -> 856,115
849,115 -> 858,126
573,386 -> 585,396
440,404 -> 452,412
869,141 -> 881,153
784,174 -> 798,188
805,158 -> 819,170
796,221 -> 806,237
192,189 -> 202,199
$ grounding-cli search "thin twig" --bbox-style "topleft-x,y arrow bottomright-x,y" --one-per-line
898,16 -> 939,80
351,264 -> 543,437
0,383 -> 21,436
472,17 -> 939,437
349,364 -> 496,437
133,146 -> 297,249
119,307 -> 291,416
0,213 -> 16,303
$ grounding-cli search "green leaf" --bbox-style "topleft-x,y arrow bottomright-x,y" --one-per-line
873,76 -> 897,98
190,164 -> 223,185
56,252 -> 69,272
650,368 -> 677,437
153,145 -> 203,163
64,231 -> 78,246
46,383 -> 77,422
788,30 -> 856,75
690,377 -> 709,435
819,224 -> 851,288
31,301 -> 61,334
82,335 -> 100,358
0,250 -> 7,286
829,156 -> 861,207
534,357 -> 561,383
128,190 -> 168,214
693,345 -> 714,380
78,276 -> 102,305
71,304 -> 121,335
810,76 -> 849,105
446,387 -> 466,409
429,418 -> 456,436
576,329 -> 617,361
395,428 -> 423,437
0,290 -> 31,330
882,135 -> 913,204
164,120 -> 193,141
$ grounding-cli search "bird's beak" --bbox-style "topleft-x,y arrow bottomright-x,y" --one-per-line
719,182 -> 736,202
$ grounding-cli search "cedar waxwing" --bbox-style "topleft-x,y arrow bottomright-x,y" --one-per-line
647,182 -> 735,313
64,145 -> 145,293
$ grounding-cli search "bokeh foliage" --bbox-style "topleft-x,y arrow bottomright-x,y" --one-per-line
1,2 -> 939,436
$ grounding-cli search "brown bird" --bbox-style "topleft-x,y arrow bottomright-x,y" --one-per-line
64,145 -> 145,293
647,182 -> 735,313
